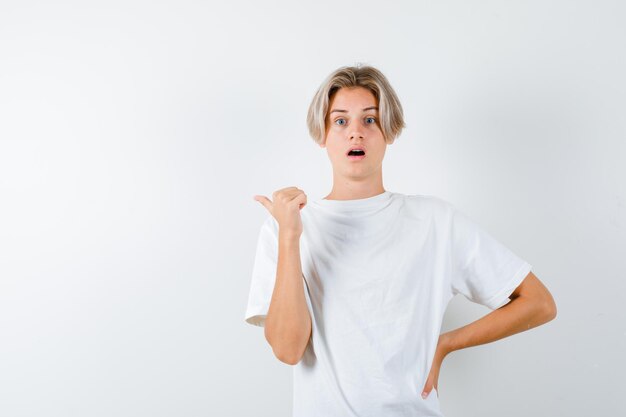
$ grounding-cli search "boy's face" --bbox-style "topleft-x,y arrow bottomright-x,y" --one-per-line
319,86 -> 387,180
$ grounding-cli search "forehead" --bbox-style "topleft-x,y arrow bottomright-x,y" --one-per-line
329,86 -> 378,109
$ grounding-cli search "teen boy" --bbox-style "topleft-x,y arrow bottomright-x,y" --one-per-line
246,64 -> 557,417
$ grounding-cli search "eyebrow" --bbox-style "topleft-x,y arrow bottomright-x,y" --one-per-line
330,106 -> 378,114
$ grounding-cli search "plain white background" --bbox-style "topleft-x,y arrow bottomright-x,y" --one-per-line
0,0 -> 624,416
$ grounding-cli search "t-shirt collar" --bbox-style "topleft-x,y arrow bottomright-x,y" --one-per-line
312,190 -> 393,211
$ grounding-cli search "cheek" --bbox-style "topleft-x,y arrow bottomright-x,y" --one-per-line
330,146 -> 343,158
372,145 -> 387,157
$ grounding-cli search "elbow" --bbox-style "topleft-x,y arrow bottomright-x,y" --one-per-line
272,344 -> 305,365
541,295 -> 557,322
546,300 -> 557,321
265,331 -> 307,365
264,315 -> 311,366
276,351 -> 303,366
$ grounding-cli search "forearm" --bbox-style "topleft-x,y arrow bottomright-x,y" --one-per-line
264,230 -> 312,365
442,295 -> 554,355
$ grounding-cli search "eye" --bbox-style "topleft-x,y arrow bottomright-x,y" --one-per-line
365,117 -> 376,124
335,118 -> 346,126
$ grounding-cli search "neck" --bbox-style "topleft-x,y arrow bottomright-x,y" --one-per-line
323,176 -> 385,201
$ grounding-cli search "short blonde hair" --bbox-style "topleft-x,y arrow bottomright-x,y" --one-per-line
306,64 -> 406,145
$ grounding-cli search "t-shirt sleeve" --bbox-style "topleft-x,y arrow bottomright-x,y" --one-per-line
449,204 -> 532,310
244,215 -> 279,327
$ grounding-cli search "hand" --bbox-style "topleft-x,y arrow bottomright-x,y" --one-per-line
422,332 -> 453,399
253,187 -> 307,237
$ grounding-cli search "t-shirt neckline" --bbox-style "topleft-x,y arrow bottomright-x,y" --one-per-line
312,190 -> 393,211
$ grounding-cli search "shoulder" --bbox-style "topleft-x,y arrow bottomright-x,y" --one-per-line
397,192 -> 455,217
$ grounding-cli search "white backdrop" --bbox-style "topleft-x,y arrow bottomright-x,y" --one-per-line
1,1 -> 624,416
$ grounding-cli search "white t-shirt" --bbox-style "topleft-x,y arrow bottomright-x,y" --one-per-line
244,190 -> 532,417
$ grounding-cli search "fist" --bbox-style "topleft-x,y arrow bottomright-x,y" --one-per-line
253,187 -> 307,237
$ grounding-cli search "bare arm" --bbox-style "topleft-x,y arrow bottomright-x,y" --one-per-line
441,271 -> 557,354
254,187 -> 312,366
264,230 -> 312,365
421,271 -> 556,396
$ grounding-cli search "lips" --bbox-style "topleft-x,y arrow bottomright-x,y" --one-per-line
346,146 -> 366,156
347,146 -> 366,161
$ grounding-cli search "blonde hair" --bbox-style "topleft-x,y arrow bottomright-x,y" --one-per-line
306,64 -> 406,145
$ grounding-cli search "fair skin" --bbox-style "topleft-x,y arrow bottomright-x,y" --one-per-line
254,86 -> 558,399
320,86 -> 388,200
253,187 -> 311,365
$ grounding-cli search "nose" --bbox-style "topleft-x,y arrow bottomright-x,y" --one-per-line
349,127 -> 364,141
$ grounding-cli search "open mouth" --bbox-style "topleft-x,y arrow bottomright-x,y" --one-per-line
347,149 -> 366,161
347,148 -> 365,159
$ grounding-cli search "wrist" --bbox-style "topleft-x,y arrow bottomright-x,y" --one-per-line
278,230 -> 301,242
439,331 -> 457,356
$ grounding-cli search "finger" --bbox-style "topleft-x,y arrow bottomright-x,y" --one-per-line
253,195 -> 272,211
276,186 -> 300,195
293,192 -> 307,209
282,188 -> 303,199
421,382 -> 431,399
275,189 -> 305,206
